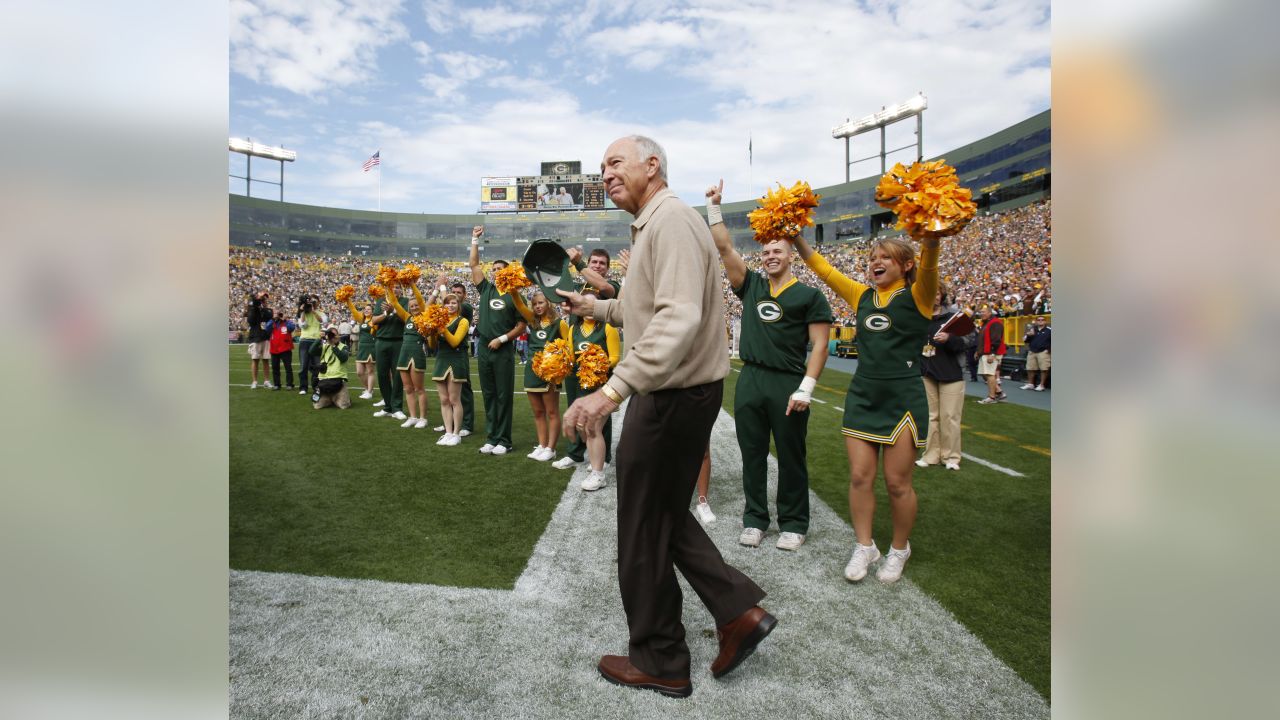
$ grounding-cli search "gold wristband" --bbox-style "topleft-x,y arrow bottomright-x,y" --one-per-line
600,384 -> 623,405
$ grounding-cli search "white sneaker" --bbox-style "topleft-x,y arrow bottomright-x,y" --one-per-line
527,445 -> 545,459
401,417 -> 418,428
479,443 -> 495,454
250,382 -> 258,389
373,400 -> 386,407
458,429 -> 471,437
551,456 -> 579,470
876,543 -> 912,583
491,445 -> 508,456
436,434 -> 450,446
434,425 -> 445,432
535,447 -> 556,461
1035,385 -> 1045,392
695,501 -> 717,526
944,461 -> 960,471
264,381 -> 274,389
915,459 -> 930,468
373,410 -> 389,417
1020,383 -> 1035,390
414,418 -> 429,429
844,543 -> 882,582
359,390 -> 373,399
391,411 -> 407,420
299,389 -> 307,395
776,532 -> 806,551
580,470 -> 606,491
977,397 -> 998,405
445,434 -> 462,446
739,527 -> 764,548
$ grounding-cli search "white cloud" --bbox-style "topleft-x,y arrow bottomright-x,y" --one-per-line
458,4 -> 546,40
583,20 -> 699,71
420,51 -> 510,102
230,0 -> 409,95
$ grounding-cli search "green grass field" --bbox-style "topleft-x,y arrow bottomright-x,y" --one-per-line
229,346 -> 1049,698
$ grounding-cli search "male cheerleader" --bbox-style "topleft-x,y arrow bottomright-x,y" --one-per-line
706,180 -> 832,551
469,225 -> 527,455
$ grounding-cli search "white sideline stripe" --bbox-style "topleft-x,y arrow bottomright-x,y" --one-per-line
230,404 -> 1047,719
230,383 -> 531,395
961,452 -> 1026,477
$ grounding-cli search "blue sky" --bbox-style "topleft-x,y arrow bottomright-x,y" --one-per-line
230,0 -> 1050,214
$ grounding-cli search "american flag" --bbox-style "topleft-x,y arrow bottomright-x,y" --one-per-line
362,150 -> 380,172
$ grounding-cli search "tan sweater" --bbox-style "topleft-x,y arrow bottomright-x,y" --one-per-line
597,188 -> 730,400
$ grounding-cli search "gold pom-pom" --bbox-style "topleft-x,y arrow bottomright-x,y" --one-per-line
423,304 -> 451,333
368,284 -> 386,299
576,343 -> 611,390
532,338 -> 573,385
874,160 -> 976,238
397,263 -> 422,286
747,181 -> 821,244
335,284 -> 355,303
375,264 -> 399,288
494,263 -> 533,296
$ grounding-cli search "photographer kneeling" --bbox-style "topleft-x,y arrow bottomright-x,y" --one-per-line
310,325 -> 352,410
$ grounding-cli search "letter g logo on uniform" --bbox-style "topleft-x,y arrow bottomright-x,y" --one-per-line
756,301 -> 782,323
535,330 -> 547,340
489,299 -> 505,310
863,313 -> 892,332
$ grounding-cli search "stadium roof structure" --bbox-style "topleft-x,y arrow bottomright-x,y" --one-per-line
230,111 -> 1048,260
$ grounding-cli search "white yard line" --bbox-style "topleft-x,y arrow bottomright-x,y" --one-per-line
960,452 -> 1026,477
230,406 -> 1047,719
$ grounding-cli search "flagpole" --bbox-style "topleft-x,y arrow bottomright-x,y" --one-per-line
377,162 -> 382,212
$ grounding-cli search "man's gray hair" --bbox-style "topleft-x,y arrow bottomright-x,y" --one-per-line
628,135 -> 668,183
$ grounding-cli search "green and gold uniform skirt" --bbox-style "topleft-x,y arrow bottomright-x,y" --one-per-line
841,374 -> 928,447
433,344 -> 469,382
524,362 -> 557,392
396,333 -> 427,371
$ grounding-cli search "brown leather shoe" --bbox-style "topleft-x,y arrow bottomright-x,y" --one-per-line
597,655 -> 692,699
710,606 -> 777,679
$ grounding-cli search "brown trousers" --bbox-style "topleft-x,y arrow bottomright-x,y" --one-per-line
616,380 -> 766,679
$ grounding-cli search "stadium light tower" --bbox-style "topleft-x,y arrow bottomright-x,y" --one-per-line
832,93 -> 927,181
229,138 -> 297,202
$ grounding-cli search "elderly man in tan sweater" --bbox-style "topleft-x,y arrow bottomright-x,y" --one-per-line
560,135 -> 774,699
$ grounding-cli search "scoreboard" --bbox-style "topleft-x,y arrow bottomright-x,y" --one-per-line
480,160 -> 608,213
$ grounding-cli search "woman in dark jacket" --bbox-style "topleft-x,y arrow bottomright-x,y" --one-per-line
917,285 -> 967,471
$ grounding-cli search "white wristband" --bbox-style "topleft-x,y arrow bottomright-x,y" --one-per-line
438,285 -> 447,294
499,334 -> 509,344
707,204 -> 723,226
790,376 -> 817,405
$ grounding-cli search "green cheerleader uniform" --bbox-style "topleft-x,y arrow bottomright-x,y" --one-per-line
842,286 -> 930,447
432,315 -> 470,382
396,317 -> 427,371
524,318 -> 558,392
563,317 -> 616,464
355,321 -> 377,363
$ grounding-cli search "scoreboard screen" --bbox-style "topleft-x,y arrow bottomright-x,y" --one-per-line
480,162 -> 608,213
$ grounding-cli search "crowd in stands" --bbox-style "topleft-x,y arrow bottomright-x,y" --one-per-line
231,199 -> 1051,341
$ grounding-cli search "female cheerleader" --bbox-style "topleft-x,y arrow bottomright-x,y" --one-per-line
557,287 -> 620,492
385,286 -> 431,429
510,289 -> 562,462
429,292 -> 471,446
343,298 -> 378,400
792,232 -> 941,583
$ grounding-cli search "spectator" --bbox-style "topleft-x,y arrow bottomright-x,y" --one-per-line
245,291 -> 272,389
976,306 -> 1008,404
266,309 -> 297,391
1021,315 -> 1051,391
916,285 -> 967,470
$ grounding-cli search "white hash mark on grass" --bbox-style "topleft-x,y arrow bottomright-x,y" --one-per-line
230,405 -> 1048,719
